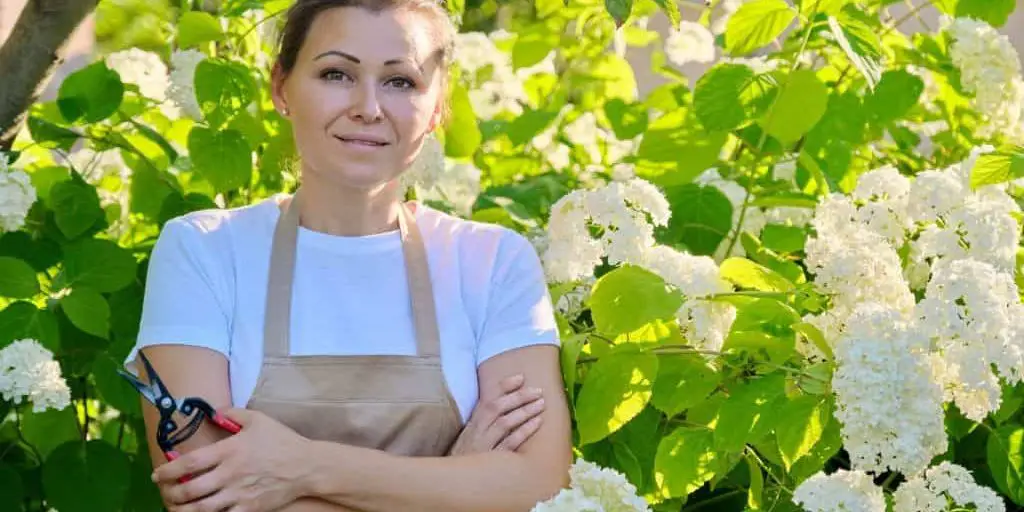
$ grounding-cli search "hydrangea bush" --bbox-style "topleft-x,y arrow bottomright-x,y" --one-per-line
2,0 -> 1024,511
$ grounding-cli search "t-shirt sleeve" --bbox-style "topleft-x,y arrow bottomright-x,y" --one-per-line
123,217 -> 232,372
476,231 -> 560,366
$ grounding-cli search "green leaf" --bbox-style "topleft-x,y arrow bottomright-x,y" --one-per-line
605,0 -> 633,27
0,464 -> 23,512
956,0 -> 1015,27
511,28 -> 557,69
50,179 -> 104,240
715,373 -> 787,453
0,301 -> 60,351
444,83 -> 482,158
987,423 -> 1024,504
64,239 -> 138,293
60,287 -> 110,338
760,224 -> 806,253
178,11 -> 224,48
720,257 -> 794,292
590,265 -> 684,336
776,395 -> 831,469
505,109 -> 558,147
636,109 -> 728,187
799,0 -> 849,16
21,407 -> 79,458
0,257 -> 39,299
662,184 -> 733,256
576,348 -> 659,445
560,333 -> 587,405
188,127 -> 252,193
92,355 -> 142,416
651,353 -> 722,417
42,440 -> 132,512
745,452 -> 764,510
866,70 -> 924,125
57,61 -> 124,123
27,116 -> 80,151
604,99 -> 648,140
654,427 -> 717,499
827,15 -> 882,90
694,64 -> 757,132
725,0 -> 796,56
194,59 -> 256,129
761,69 -> 828,144
970,146 -> 1024,189
655,0 -> 681,28
793,321 -> 833,360
789,413 -> 843,483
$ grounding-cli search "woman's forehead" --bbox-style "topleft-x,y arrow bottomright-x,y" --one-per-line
303,7 -> 438,64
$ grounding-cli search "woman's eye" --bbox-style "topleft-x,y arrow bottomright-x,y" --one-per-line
386,77 -> 416,89
321,70 -> 348,81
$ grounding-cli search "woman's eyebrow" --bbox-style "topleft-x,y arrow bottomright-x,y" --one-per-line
313,50 -> 419,69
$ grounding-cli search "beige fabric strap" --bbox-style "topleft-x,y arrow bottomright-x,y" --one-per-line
263,188 -> 441,358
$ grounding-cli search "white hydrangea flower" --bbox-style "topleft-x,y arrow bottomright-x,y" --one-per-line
0,153 -> 37,232
947,18 -> 1024,142
917,258 -> 1024,421
793,469 -> 886,512
665,21 -> 716,67
416,158 -> 481,216
722,56 -> 780,75
168,49 -> 206,121
805,194 -> 916,337
402,134 -> 445,192
0,339 -> 72,412
568,459 -> 651,512
894,462 -> 1005,512
105,48 -> 170,102
454,31 -> 529,120
832,304 -> 948,476
711,0 -> 746,35
542,179 -> 670,282
531,488 -> 604,512
639,245 -> 736,352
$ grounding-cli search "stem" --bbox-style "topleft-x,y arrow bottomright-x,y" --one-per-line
116,415 -> 127,450
81,377 -> 89,441
902,0 -> 932,33
14,408 -> 43,466
681,489 -> 746,511
881,471 -> 899,490
747,447 -> 795,497
881,1 -> 933,39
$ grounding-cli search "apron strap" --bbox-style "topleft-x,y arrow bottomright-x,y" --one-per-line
263,188 -> 441,358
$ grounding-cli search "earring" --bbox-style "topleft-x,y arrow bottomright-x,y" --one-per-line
281,107 -> 290,116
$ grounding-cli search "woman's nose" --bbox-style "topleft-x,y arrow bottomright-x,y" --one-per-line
349,83 -> 383,123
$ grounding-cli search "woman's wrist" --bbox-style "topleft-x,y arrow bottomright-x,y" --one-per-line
296,439 -> 347,500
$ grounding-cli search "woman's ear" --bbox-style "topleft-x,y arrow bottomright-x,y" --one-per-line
270,62 -> 290,116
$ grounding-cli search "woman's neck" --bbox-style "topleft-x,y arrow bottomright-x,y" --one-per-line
293,174 -> 404,237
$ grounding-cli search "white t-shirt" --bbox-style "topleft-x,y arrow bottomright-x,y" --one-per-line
125,195 -> 560,422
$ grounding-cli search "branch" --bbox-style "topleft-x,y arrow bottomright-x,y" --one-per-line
0,0 -> 100,152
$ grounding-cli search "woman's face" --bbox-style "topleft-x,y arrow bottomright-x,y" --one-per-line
273,6 -> 444,190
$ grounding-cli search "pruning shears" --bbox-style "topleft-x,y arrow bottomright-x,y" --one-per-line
118,351 -> 242,482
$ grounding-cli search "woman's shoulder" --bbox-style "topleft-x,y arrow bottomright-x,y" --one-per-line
158,195 -> 280,247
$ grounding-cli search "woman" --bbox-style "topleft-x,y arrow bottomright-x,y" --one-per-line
127,0 -> 573,510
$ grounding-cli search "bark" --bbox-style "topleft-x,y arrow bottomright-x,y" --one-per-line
0,0 -> 99,152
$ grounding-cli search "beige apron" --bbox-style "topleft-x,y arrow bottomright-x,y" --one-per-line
245,188 -> 464,457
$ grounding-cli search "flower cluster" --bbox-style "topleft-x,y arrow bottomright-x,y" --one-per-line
0,339 -> 72,413
0,153 -> 37,233
793,469 -> 887,512
105,48 -> 170,103
542,178 -> 671,282
531,459 -> 650,512
168,49 -> 207,121
947,18 -> 1024,142
916,258 -> 1024,421
893,462 -> 1005,512
664,21 -> 716,67
831,304 -> 947,476
454,31 -> 554,121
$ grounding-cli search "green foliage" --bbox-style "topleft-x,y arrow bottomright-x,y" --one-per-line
3,0 -> 1024,510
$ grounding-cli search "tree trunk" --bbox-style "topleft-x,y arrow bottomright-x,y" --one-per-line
0,0 -> 99,152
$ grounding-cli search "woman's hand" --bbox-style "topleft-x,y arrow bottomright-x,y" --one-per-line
448,373 -> 546,455
152,408 -> 315,512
